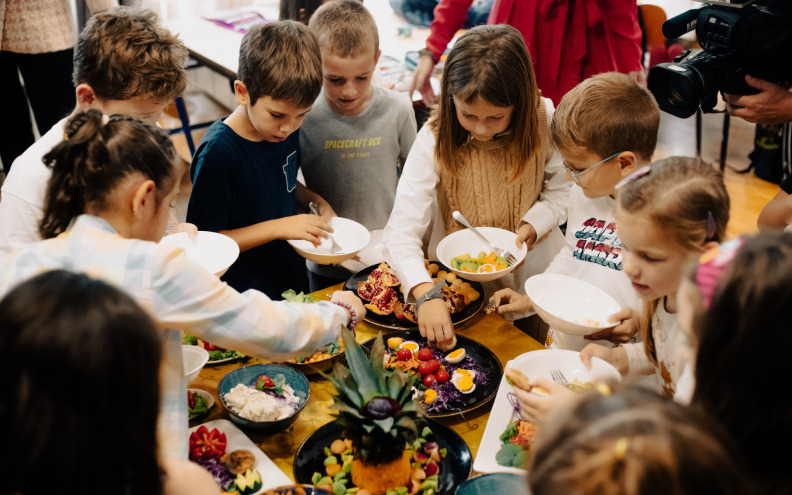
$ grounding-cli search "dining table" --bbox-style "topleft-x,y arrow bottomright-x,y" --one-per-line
188,282 -> 546,482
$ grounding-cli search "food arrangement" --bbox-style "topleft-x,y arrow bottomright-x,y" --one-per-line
189,425 -> 263,494
188,389 -> 211,419
383,338 -> 488,415
281,290 -> 346,369
450,252 -> 509,274
222,373 -> 302,422
183,332 -> 245,363
310,425 -> 446,495
495,420 -> 538,469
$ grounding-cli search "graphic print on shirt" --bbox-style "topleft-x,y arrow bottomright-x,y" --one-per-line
323,136 -> 382,159
574,218 -> 623,270
282,151 -> 297,192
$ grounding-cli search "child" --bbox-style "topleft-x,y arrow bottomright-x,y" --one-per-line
280,0 -> 324,24
383,25 -> 570,350
527,386 -> 751,495
300,0 -> 417,291
686,232 -> 792,495
186,20 -> 333,298
0,6 -> 189,257
579,156 -> 730,401
490,72 -> 661,350
0,110 -> 365,362
0,270 -> 220,495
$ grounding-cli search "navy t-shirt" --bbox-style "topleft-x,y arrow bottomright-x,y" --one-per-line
187,119 -> 309,298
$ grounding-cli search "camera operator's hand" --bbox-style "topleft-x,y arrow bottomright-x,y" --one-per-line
723,75 -> 792,125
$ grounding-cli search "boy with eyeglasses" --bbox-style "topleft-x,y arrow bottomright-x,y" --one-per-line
489,72 -> 660,351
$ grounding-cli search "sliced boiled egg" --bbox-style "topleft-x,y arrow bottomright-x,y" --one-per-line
451,369 -> 477,394
398,341 -> 420,354
445,348 -> 466,364
387,337 -> 403,349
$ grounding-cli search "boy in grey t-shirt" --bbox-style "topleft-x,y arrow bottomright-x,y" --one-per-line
300,0 -> 417,290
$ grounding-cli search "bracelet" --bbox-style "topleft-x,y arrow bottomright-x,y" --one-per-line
332,300 -> 359,332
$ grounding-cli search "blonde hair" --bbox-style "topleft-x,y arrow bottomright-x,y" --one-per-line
74,6 -> 188,104
428,25 -> 540,182
617,156 -> 730,367
308,0 -> 378,57
529,386 -> 751,495
238,20 -> 323,107
550,72 -> 660,162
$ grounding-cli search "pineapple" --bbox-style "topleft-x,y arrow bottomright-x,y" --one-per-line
325,328 -> 424,495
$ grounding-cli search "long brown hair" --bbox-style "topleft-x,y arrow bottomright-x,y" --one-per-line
428,25 -> 540,182
616,157 -> 730,365
40,110 -> 178,239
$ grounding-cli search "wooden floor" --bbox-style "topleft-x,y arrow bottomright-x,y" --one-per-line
164,92 -> 778,239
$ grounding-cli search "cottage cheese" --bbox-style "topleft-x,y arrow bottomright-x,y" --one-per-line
224,383 -> 301,421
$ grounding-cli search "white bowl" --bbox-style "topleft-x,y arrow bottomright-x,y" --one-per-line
525,274 -> 622,335
288,217 -> 370,265
436,227 -> 528,282
182,345 -> 209,384
508,349 -> 621,385
161,231 -> 240,277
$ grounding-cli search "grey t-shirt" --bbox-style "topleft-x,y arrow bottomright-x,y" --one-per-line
299,85 -> 417,230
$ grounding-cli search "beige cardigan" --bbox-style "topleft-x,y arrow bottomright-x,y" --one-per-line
1,0 -> 116,54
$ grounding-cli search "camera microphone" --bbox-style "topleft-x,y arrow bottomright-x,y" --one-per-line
662,8 -> 702,40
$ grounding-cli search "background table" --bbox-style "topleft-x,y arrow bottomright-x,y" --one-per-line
189,282 -> 545,481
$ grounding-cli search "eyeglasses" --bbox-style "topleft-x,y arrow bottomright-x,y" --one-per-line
562,151 -> 624,183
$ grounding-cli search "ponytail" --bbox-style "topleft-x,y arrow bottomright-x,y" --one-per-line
40,110 -> 177,239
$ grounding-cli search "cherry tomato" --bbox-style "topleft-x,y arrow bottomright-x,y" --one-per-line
435,369 -> 450,383
428,359 -> 441,372
397,348 -> 413,361
417,348 -> 433,361
189,426 -> 227,461
423,374 -> 437,387
418,361 -> 434,376
256,375 -> 274,388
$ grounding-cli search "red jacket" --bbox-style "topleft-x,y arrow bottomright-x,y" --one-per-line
425,0 -> 643,105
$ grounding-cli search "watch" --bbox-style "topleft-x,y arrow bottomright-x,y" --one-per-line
415,281 -> 445,310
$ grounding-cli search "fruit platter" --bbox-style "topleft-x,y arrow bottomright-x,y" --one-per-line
344,261 -> 484,330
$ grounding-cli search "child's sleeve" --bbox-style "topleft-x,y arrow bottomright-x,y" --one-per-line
425,0 -> 476,63
383,126 -> 438,299
186,149 -> 233,232
521,99 -> 571,237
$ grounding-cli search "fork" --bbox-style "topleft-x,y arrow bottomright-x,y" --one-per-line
550,368 -> 568,385
308,202 -> 343,254
451,210 -> 519,266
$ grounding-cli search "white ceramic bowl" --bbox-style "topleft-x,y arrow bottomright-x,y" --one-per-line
288,217 -> 370,265
436,227 -> 528,282
160,231 -> 240,277
525,274 -> 622,336
182,345 -> 209,384
508,349 -> 621,386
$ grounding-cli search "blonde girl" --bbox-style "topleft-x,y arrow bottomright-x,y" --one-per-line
579,156 -> 730,402
383,25 -> 569,350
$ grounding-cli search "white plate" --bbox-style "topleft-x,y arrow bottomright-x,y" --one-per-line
288,217 -> 370,265
524,274 -> 622,335
187,388 -> 214,419
189,419 -> 292,492
161,231 -> 240,276
436,227 -> 528,283
473,349 -> 621,474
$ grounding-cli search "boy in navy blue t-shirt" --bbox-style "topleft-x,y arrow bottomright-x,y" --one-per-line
187,21 -> 334,298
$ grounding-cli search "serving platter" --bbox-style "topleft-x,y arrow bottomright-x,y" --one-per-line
344,261 -> 484,330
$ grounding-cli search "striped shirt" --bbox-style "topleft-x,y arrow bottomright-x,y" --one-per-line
0,214 -> 347,361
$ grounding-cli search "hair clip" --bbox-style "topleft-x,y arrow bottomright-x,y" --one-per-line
696,237 -> 744,308
706,211 -> 716,239
615,165 -> 651,190
613,437 -> 629,460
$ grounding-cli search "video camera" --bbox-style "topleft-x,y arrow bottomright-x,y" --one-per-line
647,0 -> 792,118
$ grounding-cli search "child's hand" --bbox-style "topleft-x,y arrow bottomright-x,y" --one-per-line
515,222 -> 538,249
413,281 -> 455,351
490,288 -> 533,316
318,202 -> 337,220
330,290 -> 366,325
277,214 -> 333,245
512,377 -> 575,424
580,344 -> 629,375
175,222 -> 198,239
585,307 -> 638,343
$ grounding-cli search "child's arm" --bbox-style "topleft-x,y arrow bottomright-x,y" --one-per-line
758,189 -> 792,231
579,344 -> 630,375
296,182 -> 337,219
219,215 -> 331,252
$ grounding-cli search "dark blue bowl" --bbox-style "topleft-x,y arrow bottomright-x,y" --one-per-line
218,364 -> 310,433
455,472 -> 529,495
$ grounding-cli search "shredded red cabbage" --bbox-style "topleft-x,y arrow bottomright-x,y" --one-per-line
195,457 -> 234,491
